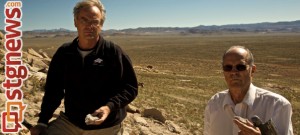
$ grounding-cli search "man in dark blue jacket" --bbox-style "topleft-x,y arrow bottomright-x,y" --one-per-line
31,0 -> 138,134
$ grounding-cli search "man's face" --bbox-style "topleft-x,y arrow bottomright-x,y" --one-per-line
222,48 -> 255,90
74,6 -> 102,40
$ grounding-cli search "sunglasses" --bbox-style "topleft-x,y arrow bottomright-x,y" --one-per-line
223,64 -> 248,72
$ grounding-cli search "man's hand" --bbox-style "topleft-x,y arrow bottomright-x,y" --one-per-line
234,116 -> 261,135
90,106 -> 111,125
30,124 -> 47,135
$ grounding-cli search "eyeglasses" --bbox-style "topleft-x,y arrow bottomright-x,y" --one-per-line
78,17 -> 101,27
223,64 -> 248,72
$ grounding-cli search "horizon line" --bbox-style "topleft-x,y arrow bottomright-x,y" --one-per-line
1,19 -> 299,31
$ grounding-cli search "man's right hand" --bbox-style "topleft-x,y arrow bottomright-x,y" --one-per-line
30,125 -> 47,135
234,116 -> 261,135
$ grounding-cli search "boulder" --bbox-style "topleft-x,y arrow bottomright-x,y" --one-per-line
165,120 -> 182,134
42,58 -> 51,66
32,57 -> 49,71
0,93 -> 6,107
26,63 -> 41,73
0,48 -> 5,55
28,48 -> 43,59
0,31 -> 4,46
142,108 -> 166,123
0,73 -> 5,82
0,85 -> 4,93
126,104 -> 140,113
39,49 -> 51,59
133,113 -> 148,127
32,72 -> 47,82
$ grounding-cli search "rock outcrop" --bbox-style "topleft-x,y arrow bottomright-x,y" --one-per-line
0,48 -> 188,135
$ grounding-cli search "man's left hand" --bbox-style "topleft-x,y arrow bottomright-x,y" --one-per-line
90,106 -> 111,125
234,116 -> 261,135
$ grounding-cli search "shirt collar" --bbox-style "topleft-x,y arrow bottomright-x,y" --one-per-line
223,83 -> 256,110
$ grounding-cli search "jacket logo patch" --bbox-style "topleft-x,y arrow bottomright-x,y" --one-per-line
93,58 -> 103,65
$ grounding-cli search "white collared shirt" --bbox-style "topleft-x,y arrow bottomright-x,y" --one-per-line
204,84 -> 293,135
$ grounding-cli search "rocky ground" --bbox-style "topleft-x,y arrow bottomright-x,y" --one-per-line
0,41 -> 190,135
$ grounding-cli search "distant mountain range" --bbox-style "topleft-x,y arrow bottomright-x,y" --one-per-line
1,20 -> 300,36
110,20 -> 300,35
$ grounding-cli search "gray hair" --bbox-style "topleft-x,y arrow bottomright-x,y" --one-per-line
73,0 -> 106,26
222,46 -> 254,66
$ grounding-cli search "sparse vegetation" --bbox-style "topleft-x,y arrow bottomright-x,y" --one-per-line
22,33 -> 300,134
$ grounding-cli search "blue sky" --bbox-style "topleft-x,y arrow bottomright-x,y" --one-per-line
1,0 -> 300,31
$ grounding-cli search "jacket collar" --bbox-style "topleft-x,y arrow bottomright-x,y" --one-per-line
70,35 -> 105,56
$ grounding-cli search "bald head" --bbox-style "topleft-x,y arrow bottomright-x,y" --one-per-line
222,46 -> 254,66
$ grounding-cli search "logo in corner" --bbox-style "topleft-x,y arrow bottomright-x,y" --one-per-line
93,58 -> 103,65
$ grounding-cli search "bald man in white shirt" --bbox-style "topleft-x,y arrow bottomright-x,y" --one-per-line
204,46 -> 293,135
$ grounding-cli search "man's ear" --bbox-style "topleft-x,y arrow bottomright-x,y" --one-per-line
251,65 -> 256,75
74,18 -> 78,28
